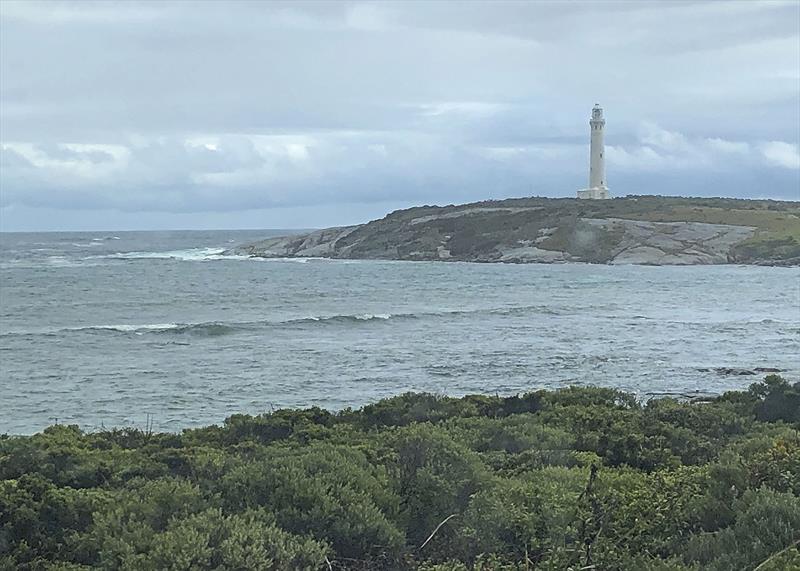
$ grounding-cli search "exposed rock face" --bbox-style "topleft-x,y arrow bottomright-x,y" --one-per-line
497,245 -> 570,263
584,218 -> 757,265
231,226 -> 360,258
225,196 -> 799,266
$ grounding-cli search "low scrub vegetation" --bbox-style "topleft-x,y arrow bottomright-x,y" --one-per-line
1,375 -> 799,570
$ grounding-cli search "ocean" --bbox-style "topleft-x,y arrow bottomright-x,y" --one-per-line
1,229 -> 798,435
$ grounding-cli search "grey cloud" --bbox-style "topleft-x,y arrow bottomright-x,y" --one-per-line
3,123 -> 796,217
0,146 -> 34,169
34,143 -> 115,163
0,0 -> 798,230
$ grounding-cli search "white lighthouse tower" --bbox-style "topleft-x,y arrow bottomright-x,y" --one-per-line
577,103 -> 610,199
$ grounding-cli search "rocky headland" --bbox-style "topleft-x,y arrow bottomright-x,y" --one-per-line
228,196 -> 800,266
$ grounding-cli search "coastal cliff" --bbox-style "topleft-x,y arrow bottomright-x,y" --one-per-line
229,196 -> 800,265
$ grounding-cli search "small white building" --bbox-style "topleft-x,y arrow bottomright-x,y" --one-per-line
577,104 -> 611,199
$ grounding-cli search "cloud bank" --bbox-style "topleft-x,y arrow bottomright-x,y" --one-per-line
1,0 -> 798,230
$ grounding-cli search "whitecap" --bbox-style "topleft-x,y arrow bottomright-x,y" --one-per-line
47,256 -> 81,267
256,257 -> 316,263
100,247 -> 228,261
69,323 -> 181,333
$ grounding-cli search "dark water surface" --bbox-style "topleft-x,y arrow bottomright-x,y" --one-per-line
1,230 -> 798,434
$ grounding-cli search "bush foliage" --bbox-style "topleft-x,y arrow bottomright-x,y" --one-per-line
1,376 -> 798,570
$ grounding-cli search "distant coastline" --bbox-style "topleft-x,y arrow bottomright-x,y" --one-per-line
227,195 -> 800,267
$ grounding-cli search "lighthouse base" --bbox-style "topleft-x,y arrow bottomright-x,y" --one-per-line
577,187 -> 610,200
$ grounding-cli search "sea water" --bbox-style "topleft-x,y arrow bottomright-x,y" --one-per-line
1,230 -> 798,434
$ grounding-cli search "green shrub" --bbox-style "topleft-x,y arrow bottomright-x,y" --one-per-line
455,479 -> 546,563
388,423 -> 488,547
750,375 -> 800,423
2,383 -> 798,570
684,487 -> 800,570
220,444 -> 403,559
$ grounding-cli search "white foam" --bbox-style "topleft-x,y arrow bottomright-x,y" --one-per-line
114,248 -> 313,262
86,250 -> 334,263
355,313 -> 392,320
71,323 -> 181,333
102,247 -> 229,261
47,256 -> 83,267
290,313 -> 395,324
256,257 -> 315,263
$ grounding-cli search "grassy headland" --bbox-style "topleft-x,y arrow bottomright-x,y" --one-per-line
2,375 -> 799,570
230,196 -> 800,265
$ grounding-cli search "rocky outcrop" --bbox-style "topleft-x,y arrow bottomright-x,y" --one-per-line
698,367 -> 783,376
584,218 -> 756,265
231,226 -> 360,258
225,196 -> 799,266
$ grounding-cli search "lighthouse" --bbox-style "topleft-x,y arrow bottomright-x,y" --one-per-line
577,103 -> 611,199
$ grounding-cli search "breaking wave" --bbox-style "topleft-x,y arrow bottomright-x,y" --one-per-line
92,249 -> 332,263
0,305 -> 568,339
58,322 -> 240,337
96,248 -> 247,262
302,313 -> 394,324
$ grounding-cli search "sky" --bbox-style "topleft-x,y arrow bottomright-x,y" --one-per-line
1,0 -> 799,231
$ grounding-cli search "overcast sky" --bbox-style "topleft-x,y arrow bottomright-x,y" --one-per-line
1,0 -> 798,231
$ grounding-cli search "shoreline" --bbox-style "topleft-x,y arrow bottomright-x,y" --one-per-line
2,369 -> 788,437
233,251 -> 800,267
